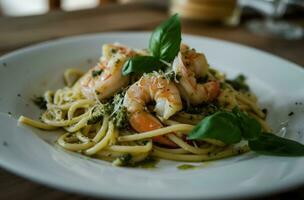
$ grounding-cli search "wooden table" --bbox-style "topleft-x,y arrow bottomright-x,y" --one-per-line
0,3 -> 304,200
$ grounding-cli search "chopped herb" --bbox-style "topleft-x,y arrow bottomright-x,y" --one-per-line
226,74 -> 250,92
87,103 -> 112,124
8,112 -> 12,115
91,69 -> 103,77
32,96 -> 47,110
288,112 -> 294,116
88,91 -> 129,129
112,106 -> 129,129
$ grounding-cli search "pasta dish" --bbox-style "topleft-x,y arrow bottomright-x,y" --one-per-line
19,15 -> 303,167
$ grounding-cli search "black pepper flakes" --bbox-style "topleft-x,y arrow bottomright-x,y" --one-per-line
17,94 -> 21,97
2,62 -> 7,67
288,112 -> 294,116
3,141 -> 8,147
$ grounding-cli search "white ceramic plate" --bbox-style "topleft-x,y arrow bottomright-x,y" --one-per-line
0,32 -> 304,199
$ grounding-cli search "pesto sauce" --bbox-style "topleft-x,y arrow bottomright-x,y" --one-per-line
130,157 -> 159,169
177,162 -> 212,170
177,164 -> 197,170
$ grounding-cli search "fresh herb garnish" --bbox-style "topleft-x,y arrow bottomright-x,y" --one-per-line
187,107 -> 304,156
233,107 -> 261,140
32,96 -> 47,110
149,13 -> 181,63
122,56 -> 166,76
187,111 -> 242,144
122,14 -> 181,76
249,133 -> 304,156
226,74 -> 250,92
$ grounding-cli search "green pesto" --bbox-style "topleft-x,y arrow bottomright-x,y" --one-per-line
226,74 -> 250,92
87,91 -> 129,128
129,157 -> 159,169
182,102 -> 219,115
87,103 -> 112,124
177,164 -> 197,170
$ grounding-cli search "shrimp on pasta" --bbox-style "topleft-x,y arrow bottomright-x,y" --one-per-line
173,44 -> 221,105
79,44 -> 146,100
123,73 -> 183,147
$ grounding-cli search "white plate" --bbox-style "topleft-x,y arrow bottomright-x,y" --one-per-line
0,32 -> 304,199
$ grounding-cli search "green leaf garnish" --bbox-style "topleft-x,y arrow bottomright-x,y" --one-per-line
121,14 -> 181,76
122,56 -> 165,76
249,133 -> 304,156
149,14 -> 181,63
188,108 -> 304,157
187,111 -> 242,144
233,107 -> 261,140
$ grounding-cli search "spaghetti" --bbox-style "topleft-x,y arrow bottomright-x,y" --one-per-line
19,43 -> 270,167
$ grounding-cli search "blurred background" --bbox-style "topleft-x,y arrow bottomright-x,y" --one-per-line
0,0 -> 303,39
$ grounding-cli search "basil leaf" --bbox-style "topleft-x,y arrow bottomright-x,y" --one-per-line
233,108 -> 261,140
249,133 -> 304,156
149,14 -> 181,63
122,56 -> 165,76
187,111 -> 242,144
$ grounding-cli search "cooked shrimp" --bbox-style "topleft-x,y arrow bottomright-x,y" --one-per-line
173,44 -> 221,105
79,44 -> 146,100
123,74 -> 183,147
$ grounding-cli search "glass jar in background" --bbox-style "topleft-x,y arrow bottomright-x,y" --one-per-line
170,0 -> 241,26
